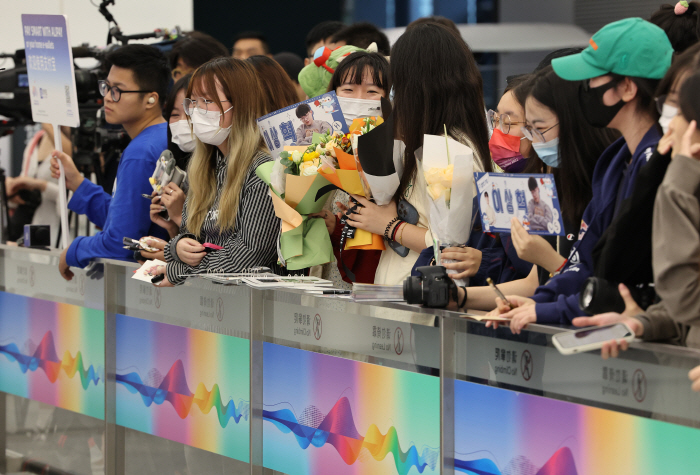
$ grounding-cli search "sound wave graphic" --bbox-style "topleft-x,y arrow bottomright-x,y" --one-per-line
454,447 -> 578,475
116,359 -> 248,428
263,396 -> 438,474
0,331 -> 100,389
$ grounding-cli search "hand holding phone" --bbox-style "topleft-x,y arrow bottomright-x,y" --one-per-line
202,243 -> 223,253
552,323 -> 635,355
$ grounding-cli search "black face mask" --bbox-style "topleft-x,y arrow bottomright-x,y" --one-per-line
579,79 -> 625,128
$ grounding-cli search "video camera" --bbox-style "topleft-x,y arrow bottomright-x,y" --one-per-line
0,0 -> 182,184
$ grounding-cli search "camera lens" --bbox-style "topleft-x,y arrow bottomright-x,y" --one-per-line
578,277 -> 626,315
403,276 -> 423,304
581,280 -> 595,309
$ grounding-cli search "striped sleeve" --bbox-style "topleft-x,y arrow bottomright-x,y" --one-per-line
166,154 -> 278,283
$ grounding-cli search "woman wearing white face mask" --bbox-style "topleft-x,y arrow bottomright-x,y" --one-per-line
330,52 -> 388,126
309,52 -> 391,287
142,75 -> 193,251
149,57 -> 280,286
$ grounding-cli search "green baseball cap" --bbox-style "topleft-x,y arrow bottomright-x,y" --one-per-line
552,17 -> 673,81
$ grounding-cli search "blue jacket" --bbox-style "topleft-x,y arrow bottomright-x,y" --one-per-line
66,122 -> 169,268
532,126 -> 661,324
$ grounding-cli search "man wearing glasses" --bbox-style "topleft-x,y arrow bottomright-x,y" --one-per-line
50,44 -> 170,281
526,176 -> 553,232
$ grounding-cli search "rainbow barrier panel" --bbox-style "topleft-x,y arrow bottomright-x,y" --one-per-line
0,245 -> 699,475
0,247 -> 105,474
441,318 -> 700,475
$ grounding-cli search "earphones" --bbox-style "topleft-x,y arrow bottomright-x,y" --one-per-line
148,97 -> 156,104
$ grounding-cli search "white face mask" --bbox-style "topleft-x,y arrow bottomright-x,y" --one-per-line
191,106 -> 233,146
658,103 -> 678,135
337,97 -> 382,126
169,119 -> 196,152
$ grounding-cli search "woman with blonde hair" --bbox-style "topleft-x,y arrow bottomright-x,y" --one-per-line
151,57 -> 279,285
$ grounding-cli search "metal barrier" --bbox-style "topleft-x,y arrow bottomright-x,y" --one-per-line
0,245 -> 698,475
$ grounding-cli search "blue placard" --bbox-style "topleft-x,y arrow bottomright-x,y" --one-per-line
256,91 -> 348,159
474,172 -> 565,236
21,14 -> 80,127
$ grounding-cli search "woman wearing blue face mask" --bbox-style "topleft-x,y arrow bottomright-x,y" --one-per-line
510,66 -> 618,275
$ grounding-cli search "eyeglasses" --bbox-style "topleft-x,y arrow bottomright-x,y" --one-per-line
98,80 -> 151,102
183,97 -> 231,118
487,110 -> 527,135
654,94 -> 680,116
522,123 -> 559,143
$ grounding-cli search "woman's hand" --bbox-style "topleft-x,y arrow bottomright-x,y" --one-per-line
571,284 -> 644,359
485,295 -> 537,334
176,238 -> 206,267
147,264 -> 174,287
689,365 -> 700,392
441,246 -> 482,280
6,176 -> 45,196
510,218 -> 564,273
150,195 -> 179,238
58,247 -> 74,281
309,209 -> 337,235
160,183 -> 186,227
657,125 -> 674,155
50,150 -> 84,192
5,177 -> 24,204
678,120 -> 700,160
139,236 -> 167,262
344,195 -> 397,236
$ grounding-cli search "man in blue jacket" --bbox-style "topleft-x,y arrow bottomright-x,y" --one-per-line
51,44 -> 170,280
488,18 -> 673,331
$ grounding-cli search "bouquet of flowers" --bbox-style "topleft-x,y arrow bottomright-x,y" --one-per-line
420,131 -> 475,286
316,116 -> 393,252
256,134 -> 338,270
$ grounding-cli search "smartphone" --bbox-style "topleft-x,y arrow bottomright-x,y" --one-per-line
203,243 -> 223,253
552,323 -> 635,355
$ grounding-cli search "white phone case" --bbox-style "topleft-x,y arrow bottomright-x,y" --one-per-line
552,323 -> 635,355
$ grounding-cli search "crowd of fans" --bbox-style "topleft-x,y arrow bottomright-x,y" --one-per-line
25,4 -> 700,392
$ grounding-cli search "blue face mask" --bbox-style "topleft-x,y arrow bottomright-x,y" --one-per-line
532,137 -> 560,168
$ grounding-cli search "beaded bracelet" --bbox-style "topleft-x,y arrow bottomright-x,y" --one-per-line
384,217 -> 400,241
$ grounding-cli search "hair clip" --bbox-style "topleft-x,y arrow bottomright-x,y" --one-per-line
676,1 -> 690,15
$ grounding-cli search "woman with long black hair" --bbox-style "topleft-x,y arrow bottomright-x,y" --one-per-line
507,66 -> 619,274
342,22 -> 491,288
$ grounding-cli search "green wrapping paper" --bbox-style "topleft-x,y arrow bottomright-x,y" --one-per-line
255,161 -> 335,270
280,217 -> 335,270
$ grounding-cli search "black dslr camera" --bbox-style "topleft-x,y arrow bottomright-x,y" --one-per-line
403,266 -> 458,308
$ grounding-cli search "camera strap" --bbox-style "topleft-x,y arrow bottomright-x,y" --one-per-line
337,198 -> 361,282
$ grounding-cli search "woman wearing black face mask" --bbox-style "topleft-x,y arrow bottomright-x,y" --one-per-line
488,18 -> 674,333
